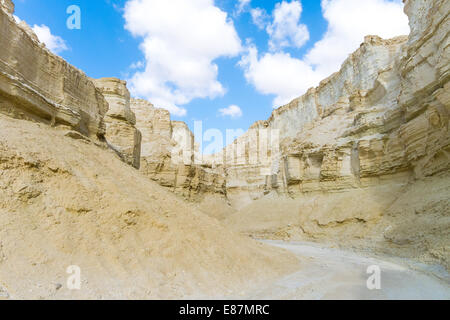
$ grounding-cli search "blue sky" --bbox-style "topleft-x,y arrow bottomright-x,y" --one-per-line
13,0 -> 409,137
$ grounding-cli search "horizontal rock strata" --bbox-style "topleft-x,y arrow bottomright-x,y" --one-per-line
0,5 -> 108,139
93,78 -> 141,168
130,99 -> 226,201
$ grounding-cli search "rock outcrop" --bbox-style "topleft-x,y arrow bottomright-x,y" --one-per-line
0,4 -> 108,139
221,0 -> 449,269
130,99 -> 226,201
211,0 -> 448,206
93,78 -> 141,168
215,35 -> 411,208
0,0 -> 13,14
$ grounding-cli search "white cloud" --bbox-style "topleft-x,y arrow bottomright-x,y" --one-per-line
129,60 -> 144,70
250,8 -> 269,30
306,0 -> 410,77
219,105 -> 243,118
240,0 -> 409,107
32,24 -> 68,54
236,0 -> 251,15
123,0 -> 242,117
267,1 -> 309,51
239,44 -> 322,107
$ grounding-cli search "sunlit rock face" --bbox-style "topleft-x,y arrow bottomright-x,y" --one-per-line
93,78 -> 142,169
0,0 -> 14,15
219,0 -> 449,269
215,0 -> 449,209
130,99 -> 226,201
215,35 -> 411,208
0,5 -> 108,139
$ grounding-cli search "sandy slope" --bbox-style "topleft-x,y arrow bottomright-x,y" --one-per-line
0,114 -> 298,299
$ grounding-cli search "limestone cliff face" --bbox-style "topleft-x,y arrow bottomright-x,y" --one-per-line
217,35 -> 411,208
130,99 -> 226,201
216,0 -> 449,211
398,0 -> 450,178
0,4 -> 108,139
93,78 -> 141,168
0,0 -> 13,14
123,0 -> 448,222
221,0 -> 449,268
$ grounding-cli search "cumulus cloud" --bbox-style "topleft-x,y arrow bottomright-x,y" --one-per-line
239,44 -> 321,107
219,105 -> 243,118
306,0 -> 410,77
240,0 -> 409,107
267,1 -> 309,51
123,0 -> 242,116
32,24 -> 68,54
250,8 -> 269,30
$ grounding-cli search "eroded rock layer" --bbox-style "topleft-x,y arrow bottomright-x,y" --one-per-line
93,78 -> 141,168
0,4 -> 108,139
220,0 -> 449,269
130,99 -> 226,201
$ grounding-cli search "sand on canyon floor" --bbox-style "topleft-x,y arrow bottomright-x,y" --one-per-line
242,241 -> 450,300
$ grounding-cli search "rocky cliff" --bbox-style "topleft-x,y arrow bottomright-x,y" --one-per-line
93,78 -> 141,168
130,99 -> 227,201
216,35 -> 410,208
221,0 -> 449,269
0,3 -> 108,139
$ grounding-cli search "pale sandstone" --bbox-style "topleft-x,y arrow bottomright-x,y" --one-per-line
130,99 -> 226,201
0,5 -> 108,139
218,1 -> 448,206
219,0 -> 449,269
0,0 -> 13,14
93,78 -> 141,168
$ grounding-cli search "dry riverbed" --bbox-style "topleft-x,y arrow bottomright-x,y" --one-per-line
243,241 -> 450,300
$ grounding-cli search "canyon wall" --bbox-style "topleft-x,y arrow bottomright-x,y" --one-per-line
93,78 -> 141,168
216,0 -> 449,211
0,3 -> 108,139
0,0 -> 447,271
222,0 -> 449,268
217,35 -> 411,208
130,99 -> 226,201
